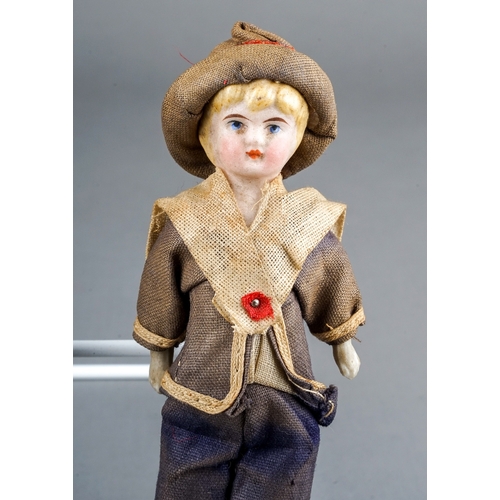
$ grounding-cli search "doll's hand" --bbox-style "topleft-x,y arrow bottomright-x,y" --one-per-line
149,349 -> 174,393
332,340 -> 360,379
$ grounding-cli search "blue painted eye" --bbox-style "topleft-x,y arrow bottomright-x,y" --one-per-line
230,121 -> 243,130
269,124 -> 281,134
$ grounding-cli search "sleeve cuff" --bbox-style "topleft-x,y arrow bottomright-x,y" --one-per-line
133,317 -> 185,350
312,308 -> 365,345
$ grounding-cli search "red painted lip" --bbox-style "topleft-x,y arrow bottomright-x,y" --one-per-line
246,150 -> 262,159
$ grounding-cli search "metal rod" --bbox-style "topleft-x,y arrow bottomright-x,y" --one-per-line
73,364 -> 149,381
73,341 -> 153,381
73,340 -> 149,357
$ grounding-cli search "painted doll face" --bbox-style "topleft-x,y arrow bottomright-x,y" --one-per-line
203,100 -> 300,184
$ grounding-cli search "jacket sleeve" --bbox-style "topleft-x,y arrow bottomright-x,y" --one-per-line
133,220 -> 190,351
293,231 -> 365,345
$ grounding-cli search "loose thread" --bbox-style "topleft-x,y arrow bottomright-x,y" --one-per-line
176,49 -> 194,65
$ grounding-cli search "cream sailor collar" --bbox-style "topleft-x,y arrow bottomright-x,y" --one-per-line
146,167 -> 346,335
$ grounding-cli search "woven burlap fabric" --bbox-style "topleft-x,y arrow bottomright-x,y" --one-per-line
161,21 -> 337,179
155,384 -> 320,500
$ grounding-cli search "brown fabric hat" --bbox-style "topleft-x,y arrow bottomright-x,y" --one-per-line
161,21 -> 337,179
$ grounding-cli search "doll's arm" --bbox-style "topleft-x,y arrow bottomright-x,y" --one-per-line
149,349 -> 174,393
332,340 -> 360,379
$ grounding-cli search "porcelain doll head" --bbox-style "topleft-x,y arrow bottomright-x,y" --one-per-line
161,21 -> 337,179
198,80 -> 309,183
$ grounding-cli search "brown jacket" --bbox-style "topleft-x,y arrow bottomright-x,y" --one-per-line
133,169 -> 365,417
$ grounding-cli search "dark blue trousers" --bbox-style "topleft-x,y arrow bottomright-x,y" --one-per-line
155,384 -> 320,500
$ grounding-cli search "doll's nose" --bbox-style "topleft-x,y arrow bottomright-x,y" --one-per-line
246,128 -> 266,147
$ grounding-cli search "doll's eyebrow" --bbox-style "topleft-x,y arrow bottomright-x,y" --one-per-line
263,117 -> 289,124
223,114 -> 250,121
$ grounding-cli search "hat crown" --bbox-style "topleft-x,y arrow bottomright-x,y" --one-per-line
231,21 -> 293,48
209,21 -> 294,57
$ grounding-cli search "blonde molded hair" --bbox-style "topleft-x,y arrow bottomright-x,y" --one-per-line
199,79 -> 309,163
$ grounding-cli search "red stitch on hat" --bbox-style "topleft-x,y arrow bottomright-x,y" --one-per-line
241,40 -> 295,50
241,292 -> 274,321
223,79 -> 228,85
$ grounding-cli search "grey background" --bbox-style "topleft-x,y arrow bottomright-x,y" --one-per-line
74,1 -> 426,499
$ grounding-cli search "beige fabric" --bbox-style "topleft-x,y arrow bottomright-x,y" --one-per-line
147,168 -> 347,412
249,334 -> 295,395
161,21 -> 337,179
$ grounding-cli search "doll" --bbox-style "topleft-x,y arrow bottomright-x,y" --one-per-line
133,21 -> 365,500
